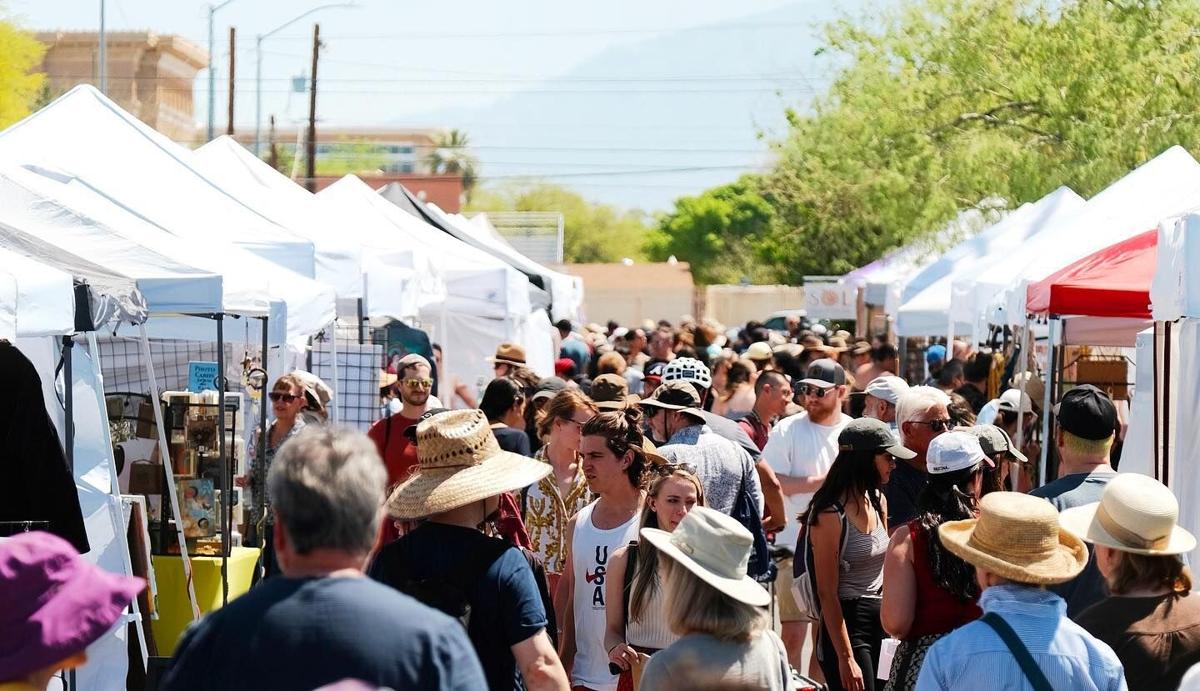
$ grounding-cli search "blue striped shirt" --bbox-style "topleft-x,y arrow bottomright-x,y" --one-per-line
916,584 -> 1127,691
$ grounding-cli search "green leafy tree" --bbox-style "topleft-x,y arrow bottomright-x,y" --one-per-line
0,15 -> 45,128
645,175 -> 780,285
469,182 -> 650,263
667,0 -> 1200,284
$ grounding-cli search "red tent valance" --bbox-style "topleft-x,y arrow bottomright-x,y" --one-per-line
1026,229 -> 1157,318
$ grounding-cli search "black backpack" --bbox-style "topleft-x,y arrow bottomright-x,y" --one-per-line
731,462 -> 776,583
378,537 -> 509,629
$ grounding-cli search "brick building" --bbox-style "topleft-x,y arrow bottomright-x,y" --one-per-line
36,31 -> 207,143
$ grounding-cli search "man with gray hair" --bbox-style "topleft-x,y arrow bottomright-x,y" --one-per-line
163,427 -> 486,691
887,386 -> 952,530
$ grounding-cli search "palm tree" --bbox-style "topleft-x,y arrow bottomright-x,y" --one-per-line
426,128 -> 479,199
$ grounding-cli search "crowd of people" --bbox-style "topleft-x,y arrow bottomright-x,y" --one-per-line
5,317 -> 1200,691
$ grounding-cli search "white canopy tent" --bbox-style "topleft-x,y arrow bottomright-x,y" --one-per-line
0,245 -> 75,340
0,163 -> 338,345
193,136 -> 422,322
896,187 -> 1084,338
0,85 -> 320,280
862,204 -> 1002,314
320,176 -> 536,386
991,145 -> 1200,327
948,188 -> 1087,343
463,211 -> 584,323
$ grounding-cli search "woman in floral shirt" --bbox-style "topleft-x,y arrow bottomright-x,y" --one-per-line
522,388 -> 597,607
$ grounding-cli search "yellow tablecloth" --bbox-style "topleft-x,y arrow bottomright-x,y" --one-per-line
150,546 -> 259,655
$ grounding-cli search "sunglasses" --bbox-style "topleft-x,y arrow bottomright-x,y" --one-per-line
802,385 -> 833,398
911,418 -> 953,433
651,460 -> 697,476
268,392 -> 300,403
401,378 -> 434,389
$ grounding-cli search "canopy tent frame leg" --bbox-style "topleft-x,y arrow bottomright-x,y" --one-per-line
1015,324 -> 1031,490
83,331 -> 150,669
216,315 -> 230,607
61,336 -> 77,691
138,323 -> 201,621
1038,317 -> 1058,487
330,320 -> 339,424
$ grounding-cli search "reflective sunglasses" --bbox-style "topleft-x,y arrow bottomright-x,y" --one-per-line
401,377 -> 434,390
268,392 -> 300,403
802,384 -> 832,398
911,418 -> 953,433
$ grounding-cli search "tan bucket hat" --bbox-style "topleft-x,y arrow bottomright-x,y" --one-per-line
486,342 -> 527,367
1060,473 -> 1197,556
386,409 -> 550,520
640,506 -> 770,606
939,491 -> 1088,585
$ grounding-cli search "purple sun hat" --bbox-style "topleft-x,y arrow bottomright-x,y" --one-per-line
0,531 -> 145,679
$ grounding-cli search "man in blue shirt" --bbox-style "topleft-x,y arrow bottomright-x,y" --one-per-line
163,427 -> 486,691
556,319 -> 592,376
916,491 -> 1125,691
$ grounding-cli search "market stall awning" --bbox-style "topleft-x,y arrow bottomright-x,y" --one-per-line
1026,229 -> 1157,318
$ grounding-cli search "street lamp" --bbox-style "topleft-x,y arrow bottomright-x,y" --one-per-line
254,2 -> 357,158
207,0 -> 236,142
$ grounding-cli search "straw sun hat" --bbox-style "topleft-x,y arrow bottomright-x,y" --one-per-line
1060,473 -> 1196,556
386,409 -> 550,520
939,491 -> 1088,585
641,506 -> 771,607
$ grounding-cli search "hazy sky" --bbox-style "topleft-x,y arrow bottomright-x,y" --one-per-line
8,0 -> 831,209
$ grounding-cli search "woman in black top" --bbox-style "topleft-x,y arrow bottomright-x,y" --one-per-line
480,377 -> 533,456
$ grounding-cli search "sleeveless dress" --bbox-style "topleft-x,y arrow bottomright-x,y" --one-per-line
571,501 -> 640,691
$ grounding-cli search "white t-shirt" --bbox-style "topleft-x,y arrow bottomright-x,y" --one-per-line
760,411 -> 851,549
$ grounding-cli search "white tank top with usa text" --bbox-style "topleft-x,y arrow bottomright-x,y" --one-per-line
571,500 -> 640,691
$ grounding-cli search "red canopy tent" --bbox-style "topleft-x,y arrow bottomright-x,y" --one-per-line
1026,229 -> 1158,318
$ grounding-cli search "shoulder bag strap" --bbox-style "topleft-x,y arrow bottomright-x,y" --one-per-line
980,612 -> 1054,691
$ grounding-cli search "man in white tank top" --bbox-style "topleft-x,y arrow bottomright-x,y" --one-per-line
558,414 -> 645,691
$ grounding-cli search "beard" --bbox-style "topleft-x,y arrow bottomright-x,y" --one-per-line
401,390 -> 429,407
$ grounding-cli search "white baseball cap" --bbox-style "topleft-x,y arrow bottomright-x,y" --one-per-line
927,431 -> 992,475
997,388 -> 1035,415
862,375 -> 909,406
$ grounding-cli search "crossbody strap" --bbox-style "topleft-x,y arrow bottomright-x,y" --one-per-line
980,612 -> 1053,691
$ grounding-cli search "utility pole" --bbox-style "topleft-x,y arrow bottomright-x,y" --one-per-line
267,115 -> 278,170
98,0 -> 107,94
226,26 -> 236,135
306,23 -> 320,193
207,1 -> 235,142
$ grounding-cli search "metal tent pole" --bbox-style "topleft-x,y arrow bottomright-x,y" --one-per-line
138,324 -> 201,621
217,316 -> 229,606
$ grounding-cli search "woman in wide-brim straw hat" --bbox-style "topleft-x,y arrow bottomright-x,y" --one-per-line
637,506 -> 791,691
1061,473 -> 1200,691
916,492 -> 1126,691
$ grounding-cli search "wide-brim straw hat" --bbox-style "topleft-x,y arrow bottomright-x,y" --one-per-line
939,491 -> 1088,585
641,506 -> 770,607
386,409 -> 550,520
1060,473 -> 1196,556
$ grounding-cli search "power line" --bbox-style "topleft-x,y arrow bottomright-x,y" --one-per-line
230,21 -> 818,42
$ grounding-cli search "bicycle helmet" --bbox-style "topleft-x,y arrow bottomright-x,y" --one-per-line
661,357 -> 712,390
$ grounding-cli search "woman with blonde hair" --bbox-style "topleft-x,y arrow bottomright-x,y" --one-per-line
636,507 -> 789,690
604,466 -> 705,690
523,388 -> 598,601
1063,473 -> 1200,691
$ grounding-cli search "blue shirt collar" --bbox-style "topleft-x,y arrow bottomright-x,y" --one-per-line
979,583 -> 1067,618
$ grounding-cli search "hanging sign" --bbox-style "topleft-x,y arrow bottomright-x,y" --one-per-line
187,361 -> 219,392
804,282 -> 857,320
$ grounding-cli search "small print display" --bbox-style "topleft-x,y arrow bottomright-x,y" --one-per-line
178,478 -> 216,538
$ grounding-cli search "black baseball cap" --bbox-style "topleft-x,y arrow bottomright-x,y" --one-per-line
800,358 -> 846,389
1053,385 -> 1117,441
404,407 -> 451,444
838,417 -> 915,459
644,361 -> 667,382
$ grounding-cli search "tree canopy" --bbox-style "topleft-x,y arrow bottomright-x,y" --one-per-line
0,15 -> 44,129
469,182 -> 650,263
653,0 -> 1200,284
